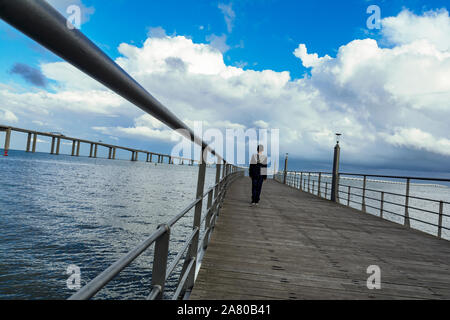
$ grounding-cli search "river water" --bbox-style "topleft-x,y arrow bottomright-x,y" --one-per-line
0,151 -> 217,299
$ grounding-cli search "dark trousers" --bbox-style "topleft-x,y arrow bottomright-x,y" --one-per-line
251,176 -> 264,203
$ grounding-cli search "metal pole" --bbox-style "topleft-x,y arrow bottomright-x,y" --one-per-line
26,132 -> 31,152
112,147 -> 116,159
214,163 -> 221,199
180,147 -> 206,295
380,192 -> 384,219
438,201 -> 444,239
404,178 -> 410,227
347,186 -> 351,206
283,153 -> 288,184
308,173 -> 311,193
89,143 -> 93,157
108,147 -> 112,159
331,142 -> 340,202
151,225 -> 170,300
362,175 -> 367,212
94,144 -> 98,158
300,172 -> 303,191
318,173 -> 322,197
146,153 -> 150,162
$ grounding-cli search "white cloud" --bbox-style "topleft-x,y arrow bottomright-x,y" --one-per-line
0,109 -> 18,123
218,3 -> 236,33
382,128 -> 450,156
382,9 -> 450,51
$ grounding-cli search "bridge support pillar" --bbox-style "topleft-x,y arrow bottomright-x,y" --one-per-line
50,137 -> 55,154
32,133 -> 37,152
94,144 -> 98,158
55,137 -> 61,155
71,140 -> 76,156
26,132 -> 32,152
76,140 -> 81,156
112,148 -> 116,159
4,127 -> 11,156
108,147 -> 112,159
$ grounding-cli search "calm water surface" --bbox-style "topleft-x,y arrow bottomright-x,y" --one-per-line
0,151 -> 217,299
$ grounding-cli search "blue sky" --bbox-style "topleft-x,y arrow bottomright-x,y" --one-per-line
1,0 -> 450,173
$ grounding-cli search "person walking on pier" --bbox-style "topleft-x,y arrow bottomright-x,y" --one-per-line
249,144 -> 267,206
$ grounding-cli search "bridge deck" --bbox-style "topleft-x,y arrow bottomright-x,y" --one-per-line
190,177 -> 450,300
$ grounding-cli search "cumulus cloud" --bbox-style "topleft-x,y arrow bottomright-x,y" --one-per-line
0,109 -> 18,123
1,8 -> 450,170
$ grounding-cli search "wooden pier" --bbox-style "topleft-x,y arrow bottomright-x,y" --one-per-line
191,177 -> 450,300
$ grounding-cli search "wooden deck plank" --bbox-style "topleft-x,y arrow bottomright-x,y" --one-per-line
190,177 -> 450,300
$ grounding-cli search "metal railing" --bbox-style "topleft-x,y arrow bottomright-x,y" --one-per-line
275,171 -> 450,240
0,0 -> 246,299
70,164 -> 243,300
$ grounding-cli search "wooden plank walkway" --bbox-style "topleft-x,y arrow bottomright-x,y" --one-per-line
190,177 -> 450,300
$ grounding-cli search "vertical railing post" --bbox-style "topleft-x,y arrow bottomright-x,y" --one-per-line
380,192 -> 384,219
299,172 -> 303,191
325,182 -> 328,199
404,178 -> 410,227
331,142 -> 340,202
347,186 -> 351,206
362,175 -> 367,212
151,225 -> 170,300
214,163 -> 222,199
3,127 -> 11,156
149,153 -> 152,162
89,143 -> 93,157
112,147 -> 116,159
180,146 -> 206,296
32,133 -> 37,153
283,153 -> 288,184
308,173 -> 311,193
438,201 -> 444,239
108,147 -> 112,159
312,180 -> 315,195
94,143 -> 98,158
146,153 -> 150,163
26,132 -> 31,152
318,173 -> 322,197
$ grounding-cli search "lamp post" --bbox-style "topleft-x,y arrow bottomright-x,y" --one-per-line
283,153 -> 288,184
331,133 -> 341,202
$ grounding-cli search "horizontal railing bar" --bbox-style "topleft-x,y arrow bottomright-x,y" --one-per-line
165,227 -> 199,280
147,286 -> 161,300
338,183 -> 450,204
172,258 -> 195,300
68,226 -> 166,300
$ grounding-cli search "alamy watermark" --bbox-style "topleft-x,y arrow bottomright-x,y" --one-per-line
170,121 -> 280,174
66,264 -> 81,290
366,265 -> 381,289
366,5 -> 381,30
66,5 -> 81,30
